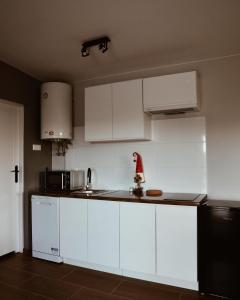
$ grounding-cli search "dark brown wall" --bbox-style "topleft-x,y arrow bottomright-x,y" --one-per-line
0,61 -> 52,249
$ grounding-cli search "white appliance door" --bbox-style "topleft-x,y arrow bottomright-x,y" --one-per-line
0,102 -> 21,256
32,196 -> 60,256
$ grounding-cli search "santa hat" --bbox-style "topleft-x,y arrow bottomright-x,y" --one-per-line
133,152 -> 145,183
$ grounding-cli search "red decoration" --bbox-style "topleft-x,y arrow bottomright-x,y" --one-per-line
133,152 -> 145,183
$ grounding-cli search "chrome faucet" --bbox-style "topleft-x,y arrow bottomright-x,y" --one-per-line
86,168 -> 92,190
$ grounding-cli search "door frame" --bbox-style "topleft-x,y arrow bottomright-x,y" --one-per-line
0,99 -> 24,253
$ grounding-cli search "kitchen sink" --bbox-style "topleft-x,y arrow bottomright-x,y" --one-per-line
70,189 -> 113,196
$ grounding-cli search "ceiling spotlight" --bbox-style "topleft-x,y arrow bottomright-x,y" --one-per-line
99,40 -> 108,53
81,36 -> 110,57
81,46 -> 90,57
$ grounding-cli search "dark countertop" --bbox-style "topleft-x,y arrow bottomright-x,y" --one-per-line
204,199 -> 240,208
31,190 -> 207,206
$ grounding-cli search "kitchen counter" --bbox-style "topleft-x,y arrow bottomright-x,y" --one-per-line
204,199 -> 240,208
31,190 -> 207,206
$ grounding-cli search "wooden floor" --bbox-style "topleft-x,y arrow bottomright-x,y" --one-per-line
0,253 -> 219,300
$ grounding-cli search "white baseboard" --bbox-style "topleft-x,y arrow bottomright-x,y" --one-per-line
62,258 -> 198,291
122,269 -> 198,291
63,258 -> 122,275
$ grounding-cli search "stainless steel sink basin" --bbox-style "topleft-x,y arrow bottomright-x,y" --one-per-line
71,189 -> 112,196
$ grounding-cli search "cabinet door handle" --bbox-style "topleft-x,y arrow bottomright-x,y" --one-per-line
36,202 -> 52,206
51,247 -> 59,254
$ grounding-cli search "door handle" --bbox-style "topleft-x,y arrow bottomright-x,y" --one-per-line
61,173 -> 66,190
11,165 -> 19,183
36,202 -> 52,206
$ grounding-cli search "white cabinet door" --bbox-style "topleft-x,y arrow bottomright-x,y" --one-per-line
156,205 -> 197,282
60,198 -> 87,261
85,80 -> 151,142
120,202 -> 156,274
112,79 -> 149,140
88,200 -> 119,268
143,71 -> 198,112
32,196 -> 60,256
85,84 -> 112,141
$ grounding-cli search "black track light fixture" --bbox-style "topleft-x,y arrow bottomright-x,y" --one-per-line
81,36 -> 110,57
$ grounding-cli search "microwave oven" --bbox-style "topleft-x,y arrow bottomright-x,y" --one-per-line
42,170 -> 85,192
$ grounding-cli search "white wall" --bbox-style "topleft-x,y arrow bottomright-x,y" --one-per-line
55,117 -> 206,193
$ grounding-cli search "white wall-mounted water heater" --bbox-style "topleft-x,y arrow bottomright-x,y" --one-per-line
41,82 -> 72,155
41,82 -> 72,140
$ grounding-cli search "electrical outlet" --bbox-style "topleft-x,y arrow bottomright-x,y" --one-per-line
32,144 -> 41,151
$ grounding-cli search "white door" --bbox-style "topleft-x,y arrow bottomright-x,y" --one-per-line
120,202 -> 156,274
85,84 -> 113,141
112,79 -> 145,140
0,100 -> 23,256
60,197 -> 88,261
88,200 -> 119,268
156,205 -> 197,283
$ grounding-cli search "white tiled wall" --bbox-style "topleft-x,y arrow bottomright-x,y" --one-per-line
53,117 -> 206,193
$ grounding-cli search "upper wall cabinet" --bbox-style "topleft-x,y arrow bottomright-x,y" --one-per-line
112,79 -> 151,140
143,71 -> 199,113
85,84 -> 113,141
85,79 -> 151,142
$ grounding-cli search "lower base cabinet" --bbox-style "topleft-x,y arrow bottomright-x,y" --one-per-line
60,198 -> 88,261
156,205 -> 197,283
57,197 -> 198,290
87,200 -> 120,268
120,202 -> 156,274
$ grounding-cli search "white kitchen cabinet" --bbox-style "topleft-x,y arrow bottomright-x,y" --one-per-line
112,79 -> 151,140
85,84 -> 112,141
120,202 -> 156,274
85,80 -> 151,142
88,200 -> 120,268
143,71 -> 199,113
156,205 -> 197,283
60,197 -> 88,262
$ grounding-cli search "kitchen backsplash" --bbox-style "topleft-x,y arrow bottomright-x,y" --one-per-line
52,116 -> 206,193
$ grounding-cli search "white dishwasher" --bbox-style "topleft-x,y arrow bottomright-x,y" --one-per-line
32,196 -> 62,263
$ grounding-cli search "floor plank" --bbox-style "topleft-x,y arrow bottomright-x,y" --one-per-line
0,282 -> 50,300
113,279 -> 180,300
63,267 -> 124,293
20,276 -> 80,300
70,287 -> 133,300
0,264 -> 35,287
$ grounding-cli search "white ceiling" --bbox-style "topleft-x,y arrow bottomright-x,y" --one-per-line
0,0 -> 240,82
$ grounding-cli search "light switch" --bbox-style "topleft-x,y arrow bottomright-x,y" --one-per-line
32,144 -> 41,151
